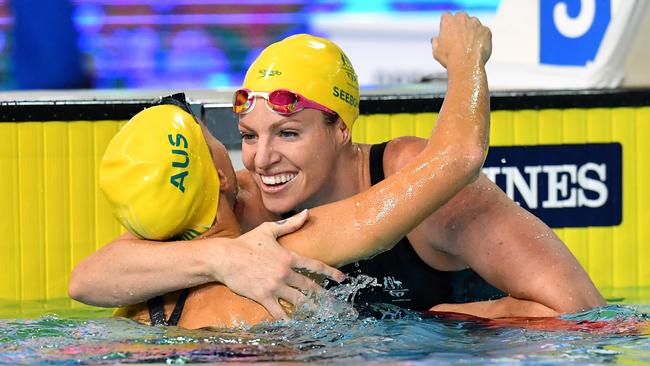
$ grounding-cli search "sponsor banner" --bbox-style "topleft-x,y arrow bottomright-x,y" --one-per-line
483,143 -> 622,228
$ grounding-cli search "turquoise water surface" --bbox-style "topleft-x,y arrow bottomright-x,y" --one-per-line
1,278 -> 649,365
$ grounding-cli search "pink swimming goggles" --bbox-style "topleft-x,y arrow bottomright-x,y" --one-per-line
232,88 -> 336,116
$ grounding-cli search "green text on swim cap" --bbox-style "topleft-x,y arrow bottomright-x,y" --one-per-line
169,133 -> 190,193
333,86 -> 358,108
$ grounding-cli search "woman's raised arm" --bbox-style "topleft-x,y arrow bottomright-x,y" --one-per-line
278,13 -> 492,266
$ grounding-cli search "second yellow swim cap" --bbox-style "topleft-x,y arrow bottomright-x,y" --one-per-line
243,34 -> 360,129
99,101 -> 219,241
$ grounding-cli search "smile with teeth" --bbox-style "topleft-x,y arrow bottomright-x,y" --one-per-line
260,173 -> 297,186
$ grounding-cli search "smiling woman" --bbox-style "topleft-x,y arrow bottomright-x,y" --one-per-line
231,23 -> 606,317
236,34 -> 362,214
238,108 -> 349,214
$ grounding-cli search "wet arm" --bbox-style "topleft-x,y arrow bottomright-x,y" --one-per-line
68,233 -> 235,307
69,206 -> 343,317
420,174 -> 606,316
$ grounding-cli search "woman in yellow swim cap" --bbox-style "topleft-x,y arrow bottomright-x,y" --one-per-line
235,13 -> 605,317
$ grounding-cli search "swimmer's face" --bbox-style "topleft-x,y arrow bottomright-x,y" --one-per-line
238,99 -> 347,214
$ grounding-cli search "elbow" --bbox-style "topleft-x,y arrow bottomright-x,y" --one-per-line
564,293 -> 607,314
468,146 -> 487,181
67,271 -> 85,303
68,267 -> 91,304
452,144 -> 486,185
68,266 -> 108,307
544,287 -> 607,315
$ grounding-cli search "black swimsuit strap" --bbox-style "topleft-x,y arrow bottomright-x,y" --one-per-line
147,288 -> 190,326
167,288 -> 189,326
147,296 -> 167,326
369,142 -> 389,185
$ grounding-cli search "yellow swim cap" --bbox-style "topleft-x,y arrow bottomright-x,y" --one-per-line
99,102 -> 219,241
243,34 -> 359,129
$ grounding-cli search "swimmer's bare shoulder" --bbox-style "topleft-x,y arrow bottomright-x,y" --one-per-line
381,134 -> 534,262
115,290 -> 184,326
382,136 -> 428,176
118,286 -> 272,329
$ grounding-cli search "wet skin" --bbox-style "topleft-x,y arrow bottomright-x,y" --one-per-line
79,13 -> 604,328
120,14 -> 499,329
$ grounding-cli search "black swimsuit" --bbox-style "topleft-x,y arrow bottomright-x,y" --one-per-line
147,142 -> 504,324
337,142 -> 504,311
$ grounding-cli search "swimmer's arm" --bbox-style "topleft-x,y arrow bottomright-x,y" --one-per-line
68,214 -> 339,309
410,173 -> 606,316
68,233 -> 235,307
278,14 -> 492,267
430,296 -> 559,318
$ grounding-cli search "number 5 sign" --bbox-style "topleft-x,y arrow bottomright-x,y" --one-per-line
540,0 -> 611,65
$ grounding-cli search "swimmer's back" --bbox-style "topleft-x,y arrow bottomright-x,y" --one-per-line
120,284 -> 272,328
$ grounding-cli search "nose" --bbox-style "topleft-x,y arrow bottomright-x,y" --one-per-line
254,135 -> 282,170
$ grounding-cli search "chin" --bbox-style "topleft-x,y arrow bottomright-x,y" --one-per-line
262,196 -> 300,215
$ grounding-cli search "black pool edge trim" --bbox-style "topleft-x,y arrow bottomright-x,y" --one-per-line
1,88 -> 649,122
0,101 -> 153,122
359,88 -> 650,114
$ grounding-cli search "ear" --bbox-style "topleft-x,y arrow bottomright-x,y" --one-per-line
217,168 -> 238,208
217,169 -> 224,180
217,169 -> 230,191
336,118 -> 352,146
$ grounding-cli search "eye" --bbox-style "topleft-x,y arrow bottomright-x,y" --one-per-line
239,131 -> 257,142
279,130 -> 299,139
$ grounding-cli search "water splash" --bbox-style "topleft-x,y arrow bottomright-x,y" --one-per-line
0,302 -> 648,365
290,275 -> 380,324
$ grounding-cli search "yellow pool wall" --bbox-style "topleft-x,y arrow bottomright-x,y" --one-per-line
1,104 -> 648,306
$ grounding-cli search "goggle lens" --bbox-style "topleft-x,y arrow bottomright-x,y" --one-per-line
268,90 -> 299,114
233,89 -> 253,114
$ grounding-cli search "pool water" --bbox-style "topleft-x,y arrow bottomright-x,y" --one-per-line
1,278 -> 649,365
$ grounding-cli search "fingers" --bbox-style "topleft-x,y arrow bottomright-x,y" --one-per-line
431,36 -> 446,68
258,283 -> 308,321
261,286 -> 309,321
483,27 -> 493,62
440,11 -> 451,25
259,296 -> 289,321
276,286 -> 308,308
434,11 -> 491,67
430,36 -> 439,51
268,209 -> 309,238
285,271 -> 324,295
291,254 -> 346,283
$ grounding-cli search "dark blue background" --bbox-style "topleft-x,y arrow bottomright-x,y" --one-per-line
484,143 -> 622,228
